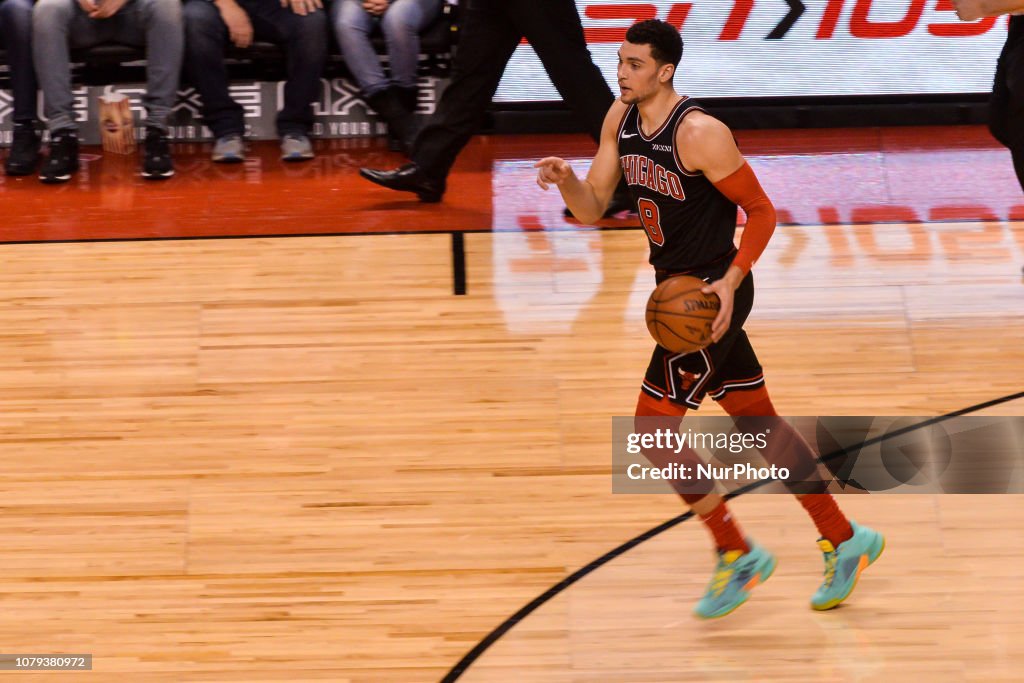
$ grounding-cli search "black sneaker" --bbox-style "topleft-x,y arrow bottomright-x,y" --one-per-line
4,123 -> 41,176
142,127 -> 174,180
39,129 -> 80,184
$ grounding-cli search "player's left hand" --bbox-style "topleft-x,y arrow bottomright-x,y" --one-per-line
701,279 -> 733,343
951,0 -> 986,21
702,267 -> 743,343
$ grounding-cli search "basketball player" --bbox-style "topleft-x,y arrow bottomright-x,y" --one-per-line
535,20 -> 884,619
953,0 -> 1024,194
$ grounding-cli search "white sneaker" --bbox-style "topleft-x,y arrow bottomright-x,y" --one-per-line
280,135 -> 311,163
280,134 -> 314,162
212,134 -> 244,163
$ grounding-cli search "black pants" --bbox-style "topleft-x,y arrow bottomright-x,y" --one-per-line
413,0 -> 613,179
182,0 -> 328,138
990,16 -> 1024,193
0,0 -> 37,124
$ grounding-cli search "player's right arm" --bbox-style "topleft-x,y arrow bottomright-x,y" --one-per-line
535,100 -> 628,224
953,0 -> 1024,20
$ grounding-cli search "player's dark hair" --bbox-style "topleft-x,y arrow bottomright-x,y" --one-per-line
625,20 -> 684,68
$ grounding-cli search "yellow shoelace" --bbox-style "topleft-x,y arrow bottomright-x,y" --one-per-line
822,554 -> 838,586
710,550 -> 743,596
818,539 -> 838,587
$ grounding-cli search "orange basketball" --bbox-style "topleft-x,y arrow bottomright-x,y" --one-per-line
645,275 -> 721,353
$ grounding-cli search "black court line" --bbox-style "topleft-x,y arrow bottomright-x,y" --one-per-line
0,215 -> 1021,247
451,232 -> 466,296
4,218 -> 1021,296
440,389 -> 1024,682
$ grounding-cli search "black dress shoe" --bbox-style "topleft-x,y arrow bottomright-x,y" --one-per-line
359,163 -> 445,203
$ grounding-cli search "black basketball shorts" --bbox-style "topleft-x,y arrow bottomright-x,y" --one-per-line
641,267 -> 764,410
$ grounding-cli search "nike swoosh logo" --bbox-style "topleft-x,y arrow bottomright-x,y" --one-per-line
621,133 -> 638,138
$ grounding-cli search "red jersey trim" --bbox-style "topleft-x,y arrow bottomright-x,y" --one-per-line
671,106 -> 708,178
616,104 -> 634,145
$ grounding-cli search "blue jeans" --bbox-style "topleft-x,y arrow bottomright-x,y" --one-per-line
0,0 -> 38,123
32,0 -> 183,132
332,0 -> 442,96
183,0 -> 327,138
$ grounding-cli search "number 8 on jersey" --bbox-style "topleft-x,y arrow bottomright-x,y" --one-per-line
637,197 -> 665,246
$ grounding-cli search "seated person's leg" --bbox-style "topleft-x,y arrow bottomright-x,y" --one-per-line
183,0 -> 246,161
33,0 -> 105,182
380,0 -> 441,103
126,0 -> 183,132
0,0 -> 41,174
116,0 -> 183,179
373,0 -> 442,151
333,0 -> 409,149
246,0 -> 327,160
332,0 -> 385,96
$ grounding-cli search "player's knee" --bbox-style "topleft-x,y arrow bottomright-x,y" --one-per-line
761,419 -> 825,490
715,387 -> 830,490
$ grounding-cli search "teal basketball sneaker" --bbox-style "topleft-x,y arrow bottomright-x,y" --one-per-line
694,543 -> 777,619
811,521 -> 885,611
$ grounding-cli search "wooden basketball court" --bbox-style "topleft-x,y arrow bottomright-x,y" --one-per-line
0,127 -> 1022,680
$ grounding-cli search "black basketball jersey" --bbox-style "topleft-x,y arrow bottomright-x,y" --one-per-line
617,97 -> 738,273
1011,14 -> 1023,45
